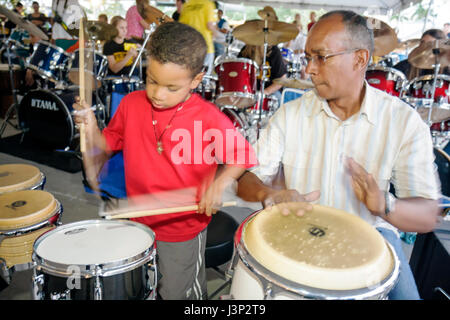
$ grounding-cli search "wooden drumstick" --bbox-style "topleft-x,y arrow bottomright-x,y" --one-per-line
79,18 -> 86,153
103,201 -> 237,220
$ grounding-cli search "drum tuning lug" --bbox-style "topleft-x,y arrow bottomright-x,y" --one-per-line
32,273 -> 44,300
50,289 -> 71,300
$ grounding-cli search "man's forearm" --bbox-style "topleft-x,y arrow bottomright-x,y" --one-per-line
237,171 -> 274,203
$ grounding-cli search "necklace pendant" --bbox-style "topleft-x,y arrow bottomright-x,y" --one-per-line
157,141 -> 164,155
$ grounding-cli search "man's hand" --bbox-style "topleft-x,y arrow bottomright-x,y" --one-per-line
263,189 -> 320,216
346,157 -> 385,216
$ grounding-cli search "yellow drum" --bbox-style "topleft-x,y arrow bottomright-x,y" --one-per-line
0,164 -> 46,194
228,204 -> 400,300
0,190 -> 62,270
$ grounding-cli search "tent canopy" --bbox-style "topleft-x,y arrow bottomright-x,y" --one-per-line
213,0 -> 422,15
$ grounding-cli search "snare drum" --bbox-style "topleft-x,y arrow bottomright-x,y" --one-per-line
32,219 -> 157,300
26,41 -> 72,83
103,76 -> 143,121
215,57 -> 259,109
366,65 -> 407,97
0,190 -> 62,270
227,204 -> 400,300
68,48 -> 108,89
0,164 -> 46,194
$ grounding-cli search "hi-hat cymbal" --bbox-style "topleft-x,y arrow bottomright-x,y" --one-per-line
408,39 -> 450,69
86,20 -> 117,41
138,2 -> 173,25
0,5 -> 48,40
233,19 -> 299,46
396,38 -> 420,51
365,17 -> 398,56
273,78 -> 314,89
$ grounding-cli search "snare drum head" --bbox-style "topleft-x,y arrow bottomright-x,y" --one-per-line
0,164 -> 42,193
243,204 -> 394,290
0,190 -> 57,230
34,220 -> 155,266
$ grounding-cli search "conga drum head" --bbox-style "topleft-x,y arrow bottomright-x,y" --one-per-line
0,164 -> 43,193
0,190 -> 57,230
243,203 -> 394,291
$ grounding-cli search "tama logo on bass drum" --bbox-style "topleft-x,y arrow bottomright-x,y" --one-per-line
31,98 -> 59,111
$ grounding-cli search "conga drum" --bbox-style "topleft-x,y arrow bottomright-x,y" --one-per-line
0,190 -> 62,271
227,204 -> 400,300
0,164 -> 46,194
32,219 -> 157,300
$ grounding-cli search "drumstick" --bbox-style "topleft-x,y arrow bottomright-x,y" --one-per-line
79,18 -> 86,153
103,201 -> 237,220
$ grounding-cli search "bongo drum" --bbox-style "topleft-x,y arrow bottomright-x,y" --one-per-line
0,164 -> 46,194
0,190 -> 62,271
32,219 -> 157,300
227,204 -> 400,300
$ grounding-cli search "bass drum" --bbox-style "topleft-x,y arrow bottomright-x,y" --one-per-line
17,89 -> 81,150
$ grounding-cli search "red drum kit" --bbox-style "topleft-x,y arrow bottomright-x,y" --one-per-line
195,18 -> 300,144
364,19 -> 450,152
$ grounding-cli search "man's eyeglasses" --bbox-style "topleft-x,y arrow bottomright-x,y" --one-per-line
303,48 -> 361,65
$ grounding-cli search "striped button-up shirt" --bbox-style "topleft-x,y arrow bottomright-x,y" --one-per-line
251,83 -> 441,234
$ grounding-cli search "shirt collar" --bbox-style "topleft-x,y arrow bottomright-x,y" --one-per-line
309,81 -> 377,126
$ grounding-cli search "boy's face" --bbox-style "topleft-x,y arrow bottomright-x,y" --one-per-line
145,57 -> 203,109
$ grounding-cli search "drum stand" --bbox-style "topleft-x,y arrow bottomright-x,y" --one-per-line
255,20 -> 270,139
0,37 -> 23,138
425,44 -> 442,126
128,24 -> 155,80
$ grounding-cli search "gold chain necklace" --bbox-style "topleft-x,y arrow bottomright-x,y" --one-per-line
150,103 -> 184,155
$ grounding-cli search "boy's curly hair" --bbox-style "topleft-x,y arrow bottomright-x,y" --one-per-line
147,22 -> 207,78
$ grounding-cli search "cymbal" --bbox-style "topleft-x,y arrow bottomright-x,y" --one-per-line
365,17 -> 398,56
233,19 -> 299,46
396,38 -> 420,51
139,2 -> 173,25
0,5 -> 48,40
408,39 -> 450,69
273,78 -> 314,89
86,20 -> 117,41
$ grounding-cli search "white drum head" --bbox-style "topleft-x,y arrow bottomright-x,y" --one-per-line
243,204 -> 394,291
34,220 -> 154,266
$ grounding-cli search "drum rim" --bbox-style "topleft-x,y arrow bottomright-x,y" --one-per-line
367,65 -> 407,80
33,40 -> 72,58
0,163 -> 45,193
411,74 -> 450,83
0,199 -> 62,236
17,89 -> 75,146
233,209 -> 400,299
214,57 -> 260,70
215,92 -> 257,108
103,76 -> 142,84
32,219 -> 156,277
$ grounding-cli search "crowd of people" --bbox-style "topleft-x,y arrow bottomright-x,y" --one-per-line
1,0 -> 448,301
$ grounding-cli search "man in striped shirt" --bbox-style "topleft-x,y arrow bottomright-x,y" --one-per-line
237,11 -> 442,300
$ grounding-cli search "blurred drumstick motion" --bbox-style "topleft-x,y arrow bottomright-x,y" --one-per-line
102,201 -> 237,220
79,18 -> 86,153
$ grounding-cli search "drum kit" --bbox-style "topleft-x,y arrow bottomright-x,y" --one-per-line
0,5 -> 149,151
365,19 -> 450,152
200,17 -> 300,144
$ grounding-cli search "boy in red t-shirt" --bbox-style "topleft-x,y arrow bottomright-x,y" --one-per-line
75,22 -> 256,300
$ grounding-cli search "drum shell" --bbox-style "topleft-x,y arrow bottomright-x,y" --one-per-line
406,74 -> 450,103
215,58 -> 259,109
31,219 -> 157,300
33,261 -> 154,300
26,41 -> 72,83
366,66 -> 406,97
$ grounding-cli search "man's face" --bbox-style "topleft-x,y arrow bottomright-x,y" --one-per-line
304,15 -> 362,101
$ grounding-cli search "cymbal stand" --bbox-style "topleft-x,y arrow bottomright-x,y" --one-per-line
89,35 -> 107,130
128,23 -> 155,79
0,36 -> 22,138
425,42 -> 441,126
256,19 -> 270,139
